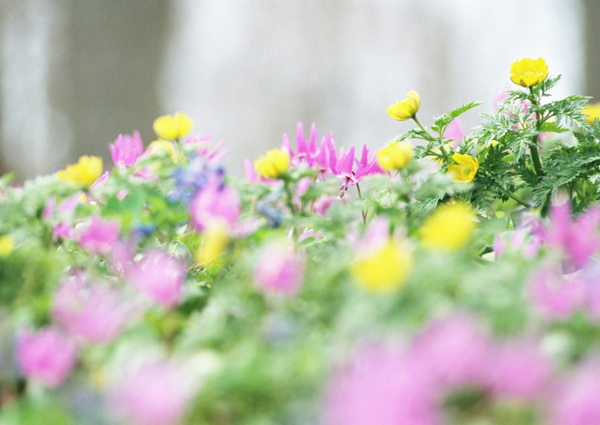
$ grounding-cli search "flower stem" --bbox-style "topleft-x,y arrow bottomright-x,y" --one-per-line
413,115 -> 448,158
356,183 -> 367,225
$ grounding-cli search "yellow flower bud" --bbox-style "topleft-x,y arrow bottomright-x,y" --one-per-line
56,155 -> 103,187
351,239 -> 413,293
195,223 -> 229,266
583,103 -> 600,125
153,112 -> 193,140
387,91 -> 420,121
376,141 -> 414,171
0,235 -> 15,257
148,140 -> 177,157
419,201 -> 477,251
510,57 -> 548,88
447,153 -> 479,183
254,148 -> 290,179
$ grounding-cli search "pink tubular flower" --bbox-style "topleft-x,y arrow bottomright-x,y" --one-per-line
78,216 -> 120,255
254,243 -> 305,297
485,338 -> 552,401
126,250 -> 185,308
410,314 -> 492,390
324,344 -> 439,425
110,131 -> 144,168
527,263 -> 586,319
190,178 -> 240,232
16,327 -> 77,388
110,360 -> 194,425
52,275 -> 127,344
329,144 -> 381,195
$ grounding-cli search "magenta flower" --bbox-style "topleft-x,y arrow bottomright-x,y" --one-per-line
552,359 -> 600,425
190,178 -> 240,232
16,327 -> 77,388
282,122 -> 320,168
485,338 -> 552,401
110,360 -> 194,425
410,314 -> 492,389
110,131 -> 143,168
545,202 -> 600,270
444,118 -> 465,148
185,133 -> 229,162
52,275 -> 128,344
527,263 -> 586,319
324,344 -> 439,425
329,144 -> 381,195
78,216 -> 120,255
126,250 -> 185,308
254,243 -> 305,297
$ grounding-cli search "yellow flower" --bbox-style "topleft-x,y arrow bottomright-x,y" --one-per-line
510,57 -> 548,88
583,102 -> 600,124
195,223 -> 229,266
57,155 -> 103,187
153,112 -> 193,140
148,140 -> 177,157
0,235 -> 14,257
419,201 -> 477,251
351,239 -> 413,293
254,148 -> 290,179
447,153 -> 479,183
376,141 -> 414,171
387,91 -> 420,121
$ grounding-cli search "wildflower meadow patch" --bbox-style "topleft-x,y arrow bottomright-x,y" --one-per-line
2,58 -> 600,424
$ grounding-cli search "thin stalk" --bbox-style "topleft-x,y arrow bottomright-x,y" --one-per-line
356,183 -> 367,225
413,115 -> 448,158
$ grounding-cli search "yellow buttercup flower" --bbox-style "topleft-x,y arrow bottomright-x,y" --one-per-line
195,223 -> 229,266
583,102 -> 600,124
447,153 -> 479,183
254,148 -> 290,179
57,155 -> 103,187
510,57 -> 548,88
419,201 -> 477,251
148,140 -> 177,157
153,112 -> 193,140
352,239 -> 413,292
377,141 -> 414,171
387,91 -> 420,121
0,235 -> 15,257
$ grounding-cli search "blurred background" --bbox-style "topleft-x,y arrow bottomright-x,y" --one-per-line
0,0 -> 596,181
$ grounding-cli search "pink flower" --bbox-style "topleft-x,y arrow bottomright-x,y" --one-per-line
324,344 -> 439,425
52,275 -> 127,344
552,359 -> 600,425
78,216 -> 120,255
444,118 -> 465,148
410,314 -> 492,389
185,133 -> 228,162
485,338 -> 552,401
254,243 -> 305,297
190,178 -> 240,232
527,263 -> 586,319
126,250 -> 185,308
110,131 -> 143,168
110,360 -> 194,425
314,196 -> 336,216
16,327 -> 77,387
329,144 -> 381,196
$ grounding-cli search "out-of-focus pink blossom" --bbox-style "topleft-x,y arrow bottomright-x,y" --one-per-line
52,275 -> 128,344
127,250 -> 185,308
552,359 -> 600,425
254,243 -> 305,297
444,118 -> 465,148
110,131 -> 144,168
527,263 -> 586,319
185,134 -> 228,162
16,327 -> 77,388
297,177 -> 312,196
110,360 -> 194,425
324,344 -> 439,425
190,178 -> 240,232
410,314 -> 492,389
314,196 -> 336,216
78,216 -> 120,255
493,85 -> 531,113
485,338 -> 552,401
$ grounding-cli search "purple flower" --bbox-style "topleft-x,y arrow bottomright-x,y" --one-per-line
485,338 -> 552,401
329,144 -> 380,196
254,243 -> 305,297
126,250 -> 185,308
527,263 -> 586,319
16,327 -> 77,387
190,178 -> 240,232
52,274 -> 128,344
324,344 -> 439,425
109,131 -> 143,168
110,360 -> 194,425
78,216 -> 120,255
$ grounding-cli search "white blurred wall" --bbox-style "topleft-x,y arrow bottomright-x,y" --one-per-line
0,0 -> 585,180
